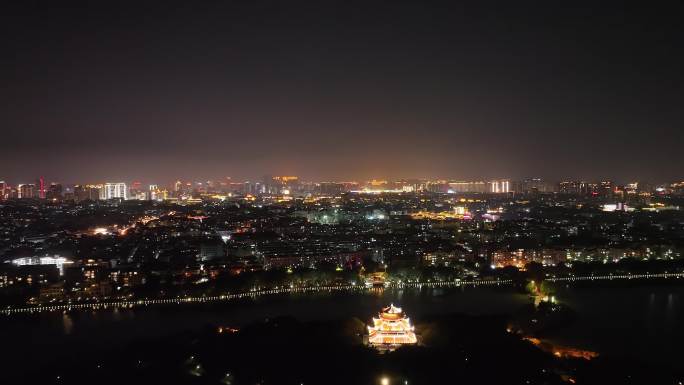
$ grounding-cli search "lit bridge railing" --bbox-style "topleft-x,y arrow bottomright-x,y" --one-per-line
0,278 -> 511,316
546,272 -> 684,282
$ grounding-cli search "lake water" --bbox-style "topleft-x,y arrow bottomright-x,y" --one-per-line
549,284 -> 683,367
2,283 -> 682,371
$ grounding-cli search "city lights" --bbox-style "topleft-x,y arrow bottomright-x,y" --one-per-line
2,1 -> 683,384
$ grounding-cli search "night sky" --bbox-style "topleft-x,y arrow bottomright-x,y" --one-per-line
2,1 -> 682,183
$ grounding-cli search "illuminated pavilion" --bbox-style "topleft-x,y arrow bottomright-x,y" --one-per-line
367,304 -> 417,349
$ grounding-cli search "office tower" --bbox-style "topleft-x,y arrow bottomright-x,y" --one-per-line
46,183 -> 63,200
489,180 -> 510,193
18,184 -> 36,199
426,181 -> 450,193
103,183 -> 128,200
447,181 -> 487,193
38,177 -> 46,199
74,184 -> 103,202
130,181 -> 143,197
317,182 -> 346,195
513,178 -> 558,193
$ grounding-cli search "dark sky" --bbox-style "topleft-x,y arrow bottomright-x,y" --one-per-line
2,1 -> 682,184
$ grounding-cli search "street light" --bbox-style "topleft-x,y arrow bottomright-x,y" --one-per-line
381,377 -> 390,385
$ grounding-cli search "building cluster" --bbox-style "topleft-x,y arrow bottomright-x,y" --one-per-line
3,177 -> 684,203
0,175 -> 683,305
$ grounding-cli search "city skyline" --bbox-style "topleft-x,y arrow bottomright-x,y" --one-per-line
2,2 -> 683,384
4,174 -> 684,202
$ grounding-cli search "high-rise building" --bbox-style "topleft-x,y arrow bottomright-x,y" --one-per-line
74,184 -> 102,202
489,180 -> 511,193
129,181 -> 143,197
599,181 -> 614,196
46,183 -> 63,200
102,183 -> 128,200
149,185 -> 168,201
38,177 -> 46,199
447,181 -> 487,193
559,181 -> 594,195
513,178 -> 558,193
132,191 -> 147,200
317,182 -> 346,195
266,176 -> 300,195
426,180 -> 450,193
0,181 -> 5,200
243,181 -> 265,195
18,184 -> 36,199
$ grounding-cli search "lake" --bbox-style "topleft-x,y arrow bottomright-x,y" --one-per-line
2,283 -> 682,372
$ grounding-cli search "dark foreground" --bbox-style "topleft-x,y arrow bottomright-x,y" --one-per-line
9,311 -> 682,385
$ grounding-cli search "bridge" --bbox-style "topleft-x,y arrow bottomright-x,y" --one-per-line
546,272 -> 684,282
0,278 -> 510,316
3,272 -> 681,316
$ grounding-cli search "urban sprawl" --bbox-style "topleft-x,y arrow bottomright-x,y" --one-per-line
1,176 -> 683,310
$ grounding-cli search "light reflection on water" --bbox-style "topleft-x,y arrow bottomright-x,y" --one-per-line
664,292 -> 677,334
550,285 -> 683,367
62,313 -> 73,335
1,285 -> 683,369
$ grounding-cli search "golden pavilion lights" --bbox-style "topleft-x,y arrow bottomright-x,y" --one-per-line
367,304 -> 417,349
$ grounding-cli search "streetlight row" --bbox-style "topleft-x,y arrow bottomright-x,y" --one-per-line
547,272 -> 684,282
0,278 -> 510,316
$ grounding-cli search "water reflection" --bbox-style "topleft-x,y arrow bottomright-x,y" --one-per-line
3,285 -> 683,369
552,285 -> 684,367
62,313 -> 73,335
664,293 -> 676,333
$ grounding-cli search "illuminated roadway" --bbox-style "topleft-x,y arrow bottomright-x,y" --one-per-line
546,272 -> 684,282
0,278 -> 508,316
2,272 -> 682,316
